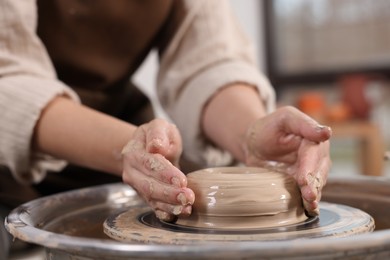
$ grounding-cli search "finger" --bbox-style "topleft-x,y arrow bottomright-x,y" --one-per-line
122,161 -> 195,205
298,169 -> 326,200
145,119 -> 172,153
135,177 -> 195,206
280,106 -> 332,143
295,139 -> 327,183
123,147 -> 187,187
166,124 -> 183,166
145,120 -> 182,165
300,174 -> 321,216
122,119 -> 182,160
122,136 -> 146,155
155,210 -> 177,222
298,160 -> 329,216
300,183 -> 318,203
303,199 -> 320,216
272,134 -> 302,163
155,206 -> 192,222
153,202 -> 192,219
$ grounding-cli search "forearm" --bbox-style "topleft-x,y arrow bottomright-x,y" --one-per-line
33,96 -> 136,176
202,84 -> 267,163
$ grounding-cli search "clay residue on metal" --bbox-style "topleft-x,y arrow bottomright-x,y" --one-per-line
176,167 -> 308,229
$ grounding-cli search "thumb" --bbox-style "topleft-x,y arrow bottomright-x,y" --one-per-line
280,107 -> 332,143
144,119 -> 182,165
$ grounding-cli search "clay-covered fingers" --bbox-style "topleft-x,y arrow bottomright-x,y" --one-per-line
123,151 -> 194,202
122,119 -> 185,188
122,144 -> 195,220
153,202 -> 193,222
243,107 -> 331,216
244,106 -> 332,166
144,119 -> 182,167
279,106 -> 332,143
125,142 -> 186,186
295,140 -> 330,216
299,174 -> 323,216
126,166 -> 195,220
121,119 -> 194,221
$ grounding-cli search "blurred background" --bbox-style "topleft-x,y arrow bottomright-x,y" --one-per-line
134,0 -> 390,178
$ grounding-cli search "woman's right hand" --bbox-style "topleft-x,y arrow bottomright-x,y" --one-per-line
121,119 -> 195,222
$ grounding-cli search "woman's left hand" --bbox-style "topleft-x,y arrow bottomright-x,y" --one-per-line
243,106 -> 332,216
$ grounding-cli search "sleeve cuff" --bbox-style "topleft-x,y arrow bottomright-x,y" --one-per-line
0,75 -> 79,184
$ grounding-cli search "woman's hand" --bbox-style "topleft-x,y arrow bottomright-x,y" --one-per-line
244,106 -> 332,216
121,119 -> 195,221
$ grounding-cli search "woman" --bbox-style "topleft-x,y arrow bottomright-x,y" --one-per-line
0,0 -> 330,256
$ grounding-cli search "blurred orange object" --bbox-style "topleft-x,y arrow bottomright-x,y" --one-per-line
297,92 -> 326,122
325,102 -> 352,123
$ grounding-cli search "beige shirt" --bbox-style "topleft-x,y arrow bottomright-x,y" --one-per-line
0,0 -> 275,184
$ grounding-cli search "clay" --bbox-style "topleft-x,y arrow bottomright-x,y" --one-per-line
176,167 -> 308,229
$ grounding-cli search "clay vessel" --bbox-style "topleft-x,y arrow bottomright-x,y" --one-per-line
176,167 -> 307,229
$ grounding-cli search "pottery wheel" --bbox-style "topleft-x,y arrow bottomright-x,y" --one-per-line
103,202 -> 374,244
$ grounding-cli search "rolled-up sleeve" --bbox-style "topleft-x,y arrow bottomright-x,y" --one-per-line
157,0 -> 275,167
0,0 -> 79,184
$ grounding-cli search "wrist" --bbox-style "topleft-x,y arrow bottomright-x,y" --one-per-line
202,83 -> 266,163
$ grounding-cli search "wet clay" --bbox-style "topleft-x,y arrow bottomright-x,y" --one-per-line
176,167 -> 308,229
